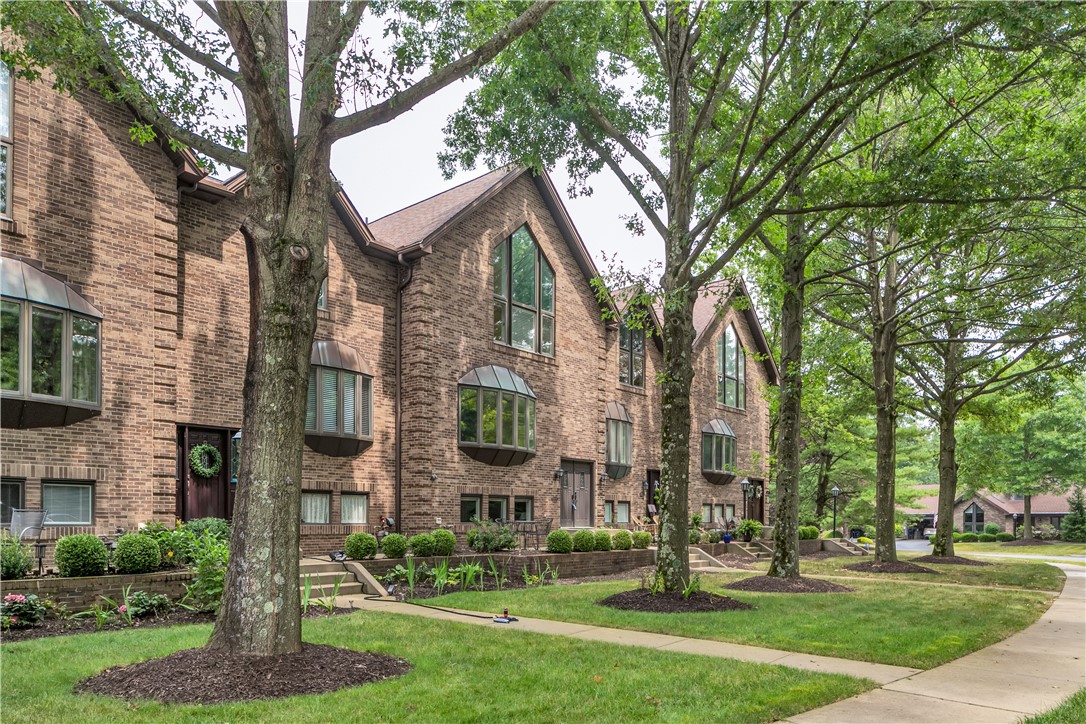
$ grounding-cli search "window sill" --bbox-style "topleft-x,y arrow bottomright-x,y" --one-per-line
715,402 -> 748,414
617,383 -> 648,396
0,218 -> 21,237
489,340 -> 557,366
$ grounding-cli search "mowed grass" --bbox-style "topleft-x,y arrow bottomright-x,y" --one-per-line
435,572 -> 1053,669
1023,687 -> 1086,724
0,611 -> 873,724
749,553 -> 1066,590
950,542 -> 1086,558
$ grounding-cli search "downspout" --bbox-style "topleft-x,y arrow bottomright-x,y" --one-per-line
395,252 -> 415,534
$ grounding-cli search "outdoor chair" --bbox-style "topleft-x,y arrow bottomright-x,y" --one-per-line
9,509 -> 48,574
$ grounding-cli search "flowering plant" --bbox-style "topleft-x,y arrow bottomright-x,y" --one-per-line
1,593 -> 46,630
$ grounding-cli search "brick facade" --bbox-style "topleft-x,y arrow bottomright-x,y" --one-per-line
1,67 -> 775,556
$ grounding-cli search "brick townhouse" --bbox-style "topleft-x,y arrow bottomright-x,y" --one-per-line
0,61 -> 778,555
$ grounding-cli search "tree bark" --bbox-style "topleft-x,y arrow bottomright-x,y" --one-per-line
814,449 -> 831,520
870,228 -> 899,564
1023,494 -> 1033,540
932,335 -> 961,558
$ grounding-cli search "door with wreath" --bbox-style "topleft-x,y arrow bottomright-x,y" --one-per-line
180,427 -> 232,521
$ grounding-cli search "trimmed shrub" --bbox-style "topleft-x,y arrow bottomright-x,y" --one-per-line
704,530 -> 721,544
431,529 -> 457,556
857,536 -> 874,545
894,524 -> 904,539
632,531 -> 652,549
952,532 -> 963,542
995,532 -> 1015,542
112,533 -> 161,574
572,529 -> 595,552
824,530 -> 843,539
182,517 -> 230,542
978,533 -> 997,543
344,532 -> 378,560
381,533 -> 408,559
546,529 -> 573,554
863,525 -> 876,538
959,533 -> 979,543
594,530 -> 613,551
983,523 -> 1001,536
612,530 -> 633,550
0,532 -> 33,580
468,521 -> 517,552
408,533 -> 436,557
798,525 -> 819,540
688,529 -> 702,544
55,534 -> 109,577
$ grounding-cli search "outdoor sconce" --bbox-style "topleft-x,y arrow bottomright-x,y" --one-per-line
740,478 -> 750,495
553,467 -> 566,482
642,479 -> 649,493
430,470 -> 439,482
598,472 -> 609,484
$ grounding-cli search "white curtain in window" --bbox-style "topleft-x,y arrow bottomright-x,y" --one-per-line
341,493 -> 368,524
43,484 -> 92,525
617,502 -> 630,524
301,493 -> 329,524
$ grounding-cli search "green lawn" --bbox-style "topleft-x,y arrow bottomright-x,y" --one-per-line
950,542 -> 1086,558
750,554 -> 1066,590
0,611 -> 873,724
435,573 -> 1053,669
1022,687 -> 1086,724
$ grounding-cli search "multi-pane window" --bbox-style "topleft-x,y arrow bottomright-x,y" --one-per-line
726,504 -> 735,521
702,419 -> 738,484
301,492 -> 330,524
1,477 -> 24,526
606,419 -> 632,479
619,323 -> 645,386
514,497 -> 533,521
43,481 -> 93,526
963,503 -> 985,534
488,496 -> 508,522
1,61 -> 12,218
458,365 -> 536,466
492,225 -> 555,356
341,493 -> 368,524
717,324 -> 746,409
460,495 -> 481,523
702,504 -> 712,523
604,500 -> 614,524
317,245 -> 328,311
306,366 -> 373,439
616,501 -> 630,525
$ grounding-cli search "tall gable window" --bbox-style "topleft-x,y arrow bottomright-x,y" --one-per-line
717,324 -> 745,409
492,226 -> 555,356
1,61 -> 11,218
458,365 -> 536,466
605,401 -> 632,479
619,323 -> 644,387
305,340 -> 373,457
963,503 -> 985,534
702,419 -> 737,485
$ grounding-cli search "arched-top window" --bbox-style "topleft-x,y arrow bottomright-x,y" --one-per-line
605,401 -> 632,479
492,225 -> 555,356
717,324 -> 745,409
963,503 -> 985,534
458,365 -> 536,466
305,340 -> 374,457
702,418 -> 737,485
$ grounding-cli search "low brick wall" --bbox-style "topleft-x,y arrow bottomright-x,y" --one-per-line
2,570 -> 194,611
363,549 -> 656,579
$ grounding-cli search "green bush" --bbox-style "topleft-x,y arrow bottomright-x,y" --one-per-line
467,519 -> 516,552
546,529 -> 573,554
798,525 -> 819,540
863,525 -> 876,538
959,533 -> 979,543
983,523 -> 1001,535
688,529 -> 702,544
381,533 -> 408,559
594,530 -> 613,551
127,590 -> 171,618
704,530 -> 721,544
408,533 -> 436,557
140,522 -> 186,565
55,534 -> 109,577
977,533 -> 997,543
572,529 -> 595,552
928,534 -> 936,544
181,533 -> 229,612
1062,485 -> 1086,543
952,532 -> 963,542
1,593 -> 45,629
632,531 -> 652,549
824,530 -> 843,539
181,517 -> 230,542
736,519 -> 763,540
995,532 -> 1015,542
344,532 -> 378,560
0,532 -> 33,580
612,530 -> 633,550
857,536 -> 873,545
894,524 -> 904,538
431,529 -> 457,556
111,533 -> 161,574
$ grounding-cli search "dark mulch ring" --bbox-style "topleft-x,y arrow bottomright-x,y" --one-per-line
597,588 -> 754,613
723,576 -> 853,594
844,561 -> 938,575
911,554 -> 992,567
710,554 -> 759,569
801,550 -> 854,560
75,643 -> 411,704
1001,539 -> 1054,546
1,607 -> 352,645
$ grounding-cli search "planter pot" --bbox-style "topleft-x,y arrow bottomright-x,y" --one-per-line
742,534 -> 753,542
722,534 -> 731,544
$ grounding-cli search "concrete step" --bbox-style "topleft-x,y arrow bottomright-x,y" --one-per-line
300,560 -> 347,574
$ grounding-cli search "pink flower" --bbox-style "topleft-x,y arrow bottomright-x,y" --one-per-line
4,594 -> 26,603
118,605 -> 127,613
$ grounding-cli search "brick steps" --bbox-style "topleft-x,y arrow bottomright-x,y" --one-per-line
299,560 -> 365,597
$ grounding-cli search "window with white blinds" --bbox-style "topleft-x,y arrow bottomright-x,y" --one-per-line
43,481 -> 93,525
341,493 -> 368,524
305,366 -> 372,439
301,492 -> 330,524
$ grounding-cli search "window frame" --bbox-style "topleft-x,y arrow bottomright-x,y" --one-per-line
963,503 -> 985,534
619,322 -> 645,387
492,225 -> 555,357
340,492 -> 369,525
1,60 -> 12,220
316,244 -> 329,311
603,500 -> 614,525
300,490 -> 331,525
488,496 -> 508,522
42,480 -> 94,526
616,501 -> 630,525
1,477 -> 24,526
305,365 -> 373,440
460,495 -> 482,523
605,418 -> 633,479
513,496 -> 533,521
701,432 -> 737,473
717,324 -> 746,410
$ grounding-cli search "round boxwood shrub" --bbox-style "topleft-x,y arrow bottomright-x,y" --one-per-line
612,530 -> 633,550
0,533 -> 33,580
380,533 -> 408,559
344,532 -> 378,560
632,531 -> 651,549
952,532 -> 963,542
959,532 -> 979,543
55,534 -> 109,577
984,523 -> 1001,535
798,525 -> 820,540
112,532 -> 161,574
182,517 -> 230,542
978,533 -> 997,543
824,530 -> 843,539
705,530 -> 722,544
928,534 -> 937,544
572,529 -> 595,552
594,530 -> 613,551
431,529 -> 456,556
995,532 -> 1015,542
546,529 -> 573,553
688,529 -> 702,544
408,533 -> 436,557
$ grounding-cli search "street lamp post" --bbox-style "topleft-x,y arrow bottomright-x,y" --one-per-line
740,478 -> 750,520
831,486 -> 841,538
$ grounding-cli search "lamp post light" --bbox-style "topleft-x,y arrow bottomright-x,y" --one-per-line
831,486 -> 841,538
739,478 -> 750,520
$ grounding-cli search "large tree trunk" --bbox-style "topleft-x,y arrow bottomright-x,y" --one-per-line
814,449 -> 830,520
870,230 -> 899,564
932,406 -> 959,557
1023,495 -> 1033,540
767,212 -> 806,579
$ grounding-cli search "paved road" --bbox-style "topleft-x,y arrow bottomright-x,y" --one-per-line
898,537 -> 1086,562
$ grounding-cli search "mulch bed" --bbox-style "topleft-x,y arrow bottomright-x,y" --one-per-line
801,551 -> 854,561
74,643 -> 411,704
911,555 -> 992,567
723,576 -> 853,593
1001,539 -> 1054,546
597,588 -> 754,613
844,561 -> 939,575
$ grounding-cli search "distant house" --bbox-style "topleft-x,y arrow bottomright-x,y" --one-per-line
955,492 -> 1074,535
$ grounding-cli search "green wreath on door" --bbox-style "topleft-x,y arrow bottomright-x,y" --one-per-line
189,443 -> 223,478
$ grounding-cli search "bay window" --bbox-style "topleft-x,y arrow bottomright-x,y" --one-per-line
458,365 -> 536,466
702,418 -> 738,485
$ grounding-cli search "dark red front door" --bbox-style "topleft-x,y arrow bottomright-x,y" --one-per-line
180,427 -> 231,520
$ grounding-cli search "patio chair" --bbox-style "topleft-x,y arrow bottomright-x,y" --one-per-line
9,509 -> 48,575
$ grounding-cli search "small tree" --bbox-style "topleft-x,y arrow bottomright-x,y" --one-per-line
1061,486 -> 1086,544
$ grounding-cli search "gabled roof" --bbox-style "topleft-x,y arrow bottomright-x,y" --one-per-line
979,491 -> 1073,515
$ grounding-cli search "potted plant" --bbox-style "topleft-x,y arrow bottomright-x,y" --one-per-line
736,518 -> 763,543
